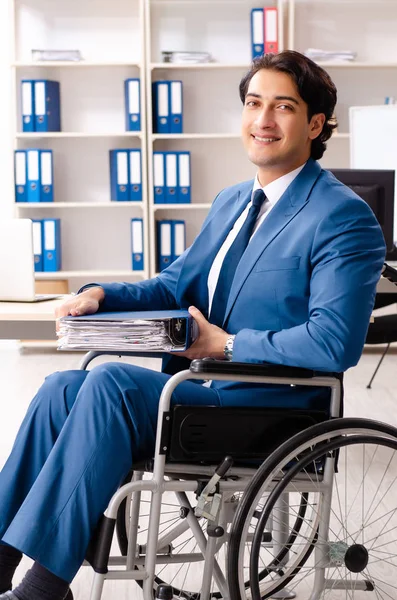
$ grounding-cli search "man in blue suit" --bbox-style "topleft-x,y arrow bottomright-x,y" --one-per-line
0,51 -> 385,600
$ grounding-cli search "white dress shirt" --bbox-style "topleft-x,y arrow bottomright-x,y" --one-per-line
207,163 -> 306,313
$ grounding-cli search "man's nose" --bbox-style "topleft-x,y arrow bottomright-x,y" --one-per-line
255,107 -> 276,129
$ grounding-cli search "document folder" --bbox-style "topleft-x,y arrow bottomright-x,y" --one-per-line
165,152 -> 178,203
43,218 -> 61,271
57,309 -> 199,353
153,152 -> 165,203
264,7 -> 278,54
21,80 -> 35,132
125,78 -> 141,131
40,150 -> 54,202
26,149 -> 41,203
129,149 -> 142,201
152,81 -> 170,133
34,80 -> 61,132
32,219 -> 44,272
131,217 -> 144,271
169,80 -> 183,134
251,9 -> 264,59
109,150 -> 129,201
14,150 -> 28,202
177,152 -> 191,203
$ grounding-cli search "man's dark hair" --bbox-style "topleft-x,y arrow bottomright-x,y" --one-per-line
239,50 -> 338,160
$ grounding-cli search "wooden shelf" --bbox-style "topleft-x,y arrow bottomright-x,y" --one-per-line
151,133 -> 241,141
15,202 -> 144,209
151,62 -> 249,70
13,61 -> 141,68
16,132 -> 142,139
317,61 -> 397,68
35,270 -> 147,279
152,203 -> 211,210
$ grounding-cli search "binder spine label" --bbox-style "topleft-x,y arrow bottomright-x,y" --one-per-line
130,151 -> 141,184
15,152 -> 26,185
117,152 -> 128,186
22,82 -> 32,115
28,150 -> 39,181
35,82 -> 46,116
41,152 -> 52,185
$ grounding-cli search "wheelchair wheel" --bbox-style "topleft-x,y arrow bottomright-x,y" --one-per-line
115,474 -> 313,598
228,417 -> 397,600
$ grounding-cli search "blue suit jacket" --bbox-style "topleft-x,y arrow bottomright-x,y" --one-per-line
99,159 -> 385,398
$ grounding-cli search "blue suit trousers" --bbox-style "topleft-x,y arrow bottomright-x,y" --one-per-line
0,362 -> 329,582
0,363 -> 223,582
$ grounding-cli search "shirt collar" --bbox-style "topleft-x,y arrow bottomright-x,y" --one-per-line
252,162 -> 307,206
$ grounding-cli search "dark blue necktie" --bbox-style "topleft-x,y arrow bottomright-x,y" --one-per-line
209,188 -> 267,327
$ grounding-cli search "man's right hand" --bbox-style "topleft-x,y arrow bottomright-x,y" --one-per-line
55,286 -> 105,329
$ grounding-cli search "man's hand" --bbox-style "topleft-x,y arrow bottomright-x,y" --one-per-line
55,287 -> 105,331
175,306 -> 229,360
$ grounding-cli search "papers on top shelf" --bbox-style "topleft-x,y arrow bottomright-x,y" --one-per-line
304,48 -> 357,62
31,49 -> 83,62
161,51 -> 213,64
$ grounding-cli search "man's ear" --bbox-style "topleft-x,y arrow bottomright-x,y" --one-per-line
309,113 -> 326,140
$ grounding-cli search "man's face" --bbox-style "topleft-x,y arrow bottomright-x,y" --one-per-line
241,68 -> 325,184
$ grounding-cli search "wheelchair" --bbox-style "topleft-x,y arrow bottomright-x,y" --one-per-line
79,351 -> 397,600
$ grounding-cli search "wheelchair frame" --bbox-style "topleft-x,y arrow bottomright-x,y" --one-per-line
79,352 -> 345,600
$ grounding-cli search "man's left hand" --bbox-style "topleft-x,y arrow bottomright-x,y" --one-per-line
175,306 -> 229,360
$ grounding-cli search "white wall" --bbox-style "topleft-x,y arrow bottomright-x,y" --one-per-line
0,1 -> 14,219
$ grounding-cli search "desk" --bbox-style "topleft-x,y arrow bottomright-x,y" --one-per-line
2,271 -> 396,341
0,298 -> 66,340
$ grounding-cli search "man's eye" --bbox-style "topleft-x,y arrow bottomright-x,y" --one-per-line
279,104 -> 292,110
246,100 -> 257,107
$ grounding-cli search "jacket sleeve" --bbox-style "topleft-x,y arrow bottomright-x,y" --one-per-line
232,201 -> 386,372
80,190 -> 226,312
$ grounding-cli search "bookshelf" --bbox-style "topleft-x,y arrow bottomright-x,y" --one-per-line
7,0 -> 397,287
145,0 -> 286,276
288,0 -> 397,182
10,0 -> 149,291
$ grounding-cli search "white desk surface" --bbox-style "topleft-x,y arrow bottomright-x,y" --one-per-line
0,297 -> 67,322
0,297 -> 69,340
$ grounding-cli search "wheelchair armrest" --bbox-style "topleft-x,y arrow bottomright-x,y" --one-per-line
79,350 -> 163,370
190,358 -> 318,379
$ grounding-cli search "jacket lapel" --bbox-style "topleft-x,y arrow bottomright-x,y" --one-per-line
176,181 -> 253,315
223,159 -> 322,326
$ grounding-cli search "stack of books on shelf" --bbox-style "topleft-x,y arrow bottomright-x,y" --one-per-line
250,7 -> 279,60
15,149 -> 54,203
152,81 -> 183,134
153,151 -> 191,204
110,149 -> 142,201
31,49 -> 83,62
21,79 -> 61,132
157,220 -> 186,272
305,49 -> 357,62
33,218 -> 61,272
161,51 -> 213,64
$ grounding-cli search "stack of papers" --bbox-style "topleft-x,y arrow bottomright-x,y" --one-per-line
305,48 -> 357,62
32,49 -> 83,62
161,51 -> 213,64
57,310 -> 198,353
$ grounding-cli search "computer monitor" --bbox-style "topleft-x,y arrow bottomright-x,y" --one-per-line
330,169 -> 395,253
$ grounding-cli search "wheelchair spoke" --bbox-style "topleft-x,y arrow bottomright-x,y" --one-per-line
363,572 -> 396,600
